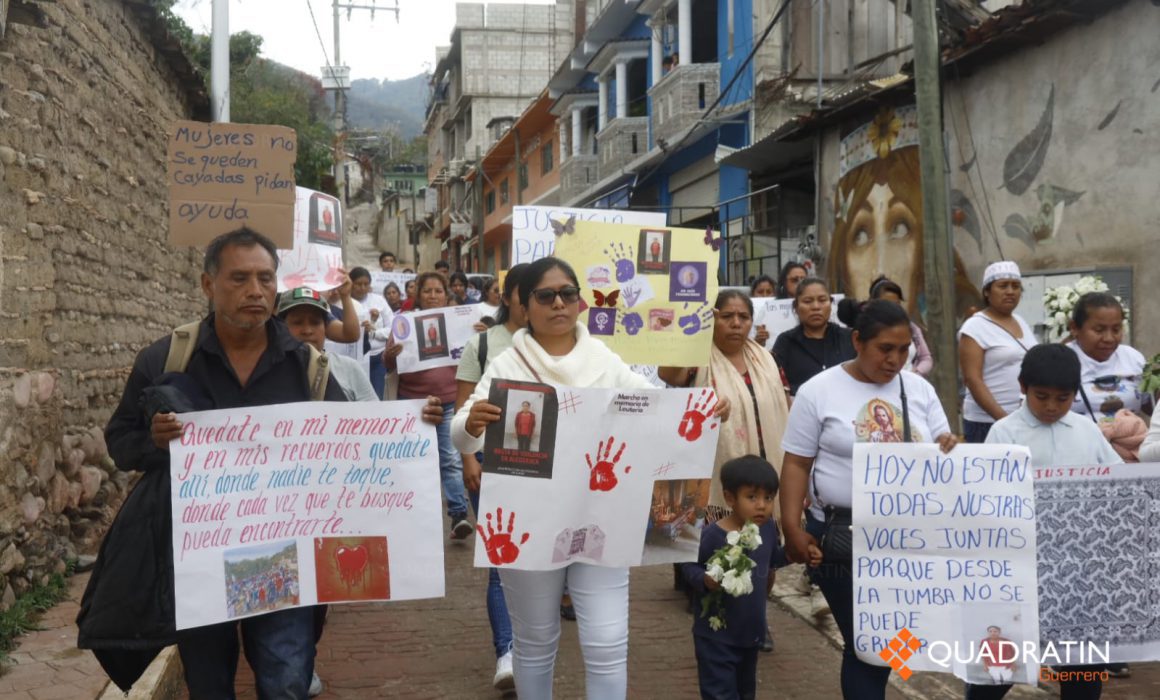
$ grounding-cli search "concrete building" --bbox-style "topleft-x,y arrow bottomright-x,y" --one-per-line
724,0 -> 1160,349
473,93 -> 562,272
375,164 -> 429,269
424,2 -> 578,271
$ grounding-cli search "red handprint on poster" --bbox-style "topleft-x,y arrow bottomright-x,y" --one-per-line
586,436 -> 631,492
478,507 -> 530,565
678,389 -> 719,442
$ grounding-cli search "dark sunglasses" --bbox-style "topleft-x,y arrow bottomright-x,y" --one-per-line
531,286 -> 581,305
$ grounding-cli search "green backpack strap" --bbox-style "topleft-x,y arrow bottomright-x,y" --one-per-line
308,346 -> 331,401
164,321 -> 203,373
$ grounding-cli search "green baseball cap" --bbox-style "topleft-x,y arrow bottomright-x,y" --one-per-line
276,287 -> 329,318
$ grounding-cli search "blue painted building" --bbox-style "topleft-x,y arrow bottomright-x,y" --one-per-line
549,0 -> 757,272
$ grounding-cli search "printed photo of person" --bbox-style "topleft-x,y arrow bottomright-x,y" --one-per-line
637,228 -> 672,274
415,313 -> 449,361
957,604 -> 1034,686
308,192 -> 342,246
484,380 -> 559,479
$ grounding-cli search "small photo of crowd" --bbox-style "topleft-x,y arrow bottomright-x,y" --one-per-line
224,540 -> 301,619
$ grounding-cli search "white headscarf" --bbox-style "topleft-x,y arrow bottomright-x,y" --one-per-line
982,261 -> 1021,288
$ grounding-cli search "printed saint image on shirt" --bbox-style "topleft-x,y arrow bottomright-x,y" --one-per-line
853,398 -> 922,443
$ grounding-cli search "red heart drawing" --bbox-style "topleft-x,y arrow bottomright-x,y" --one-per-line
335,544 -> 369,588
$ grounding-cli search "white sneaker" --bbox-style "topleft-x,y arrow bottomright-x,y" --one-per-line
451,518 -> 474,540
493,651 -> 515,690
810,587 -> 831,618
308,671 -> 323,697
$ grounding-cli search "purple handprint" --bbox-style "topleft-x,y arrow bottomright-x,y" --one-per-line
451,346 -> 464,360
604,242 -> 636,283
621,312 -> 644,336
678,303 -> 713,336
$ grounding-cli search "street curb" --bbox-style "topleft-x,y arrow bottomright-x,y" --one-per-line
96,646 -> 183,700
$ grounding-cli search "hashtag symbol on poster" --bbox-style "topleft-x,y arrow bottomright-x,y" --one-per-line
559,391 -> 583,414
652,462 -> 676,477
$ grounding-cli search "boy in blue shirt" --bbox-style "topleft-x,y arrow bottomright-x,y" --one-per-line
683,456 -> 785,700
968,344 -> 1121,700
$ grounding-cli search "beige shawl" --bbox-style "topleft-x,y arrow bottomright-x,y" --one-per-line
694,339 -> 790,510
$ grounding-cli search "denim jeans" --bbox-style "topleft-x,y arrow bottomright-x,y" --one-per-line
500,563 -> 629,699
437,402 -> 468,519
367,352 -> 387,399
693,634 -> 758,700
963,419 -> 993,444
805,512 -> 891,700
178,606 -> 316,700
470,487 -> 515,658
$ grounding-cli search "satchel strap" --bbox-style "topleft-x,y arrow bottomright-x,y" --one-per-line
512,347 -> 545,383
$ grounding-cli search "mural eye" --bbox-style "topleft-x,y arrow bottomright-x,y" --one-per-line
853,228 -> 870,247
890,221 -> 910,239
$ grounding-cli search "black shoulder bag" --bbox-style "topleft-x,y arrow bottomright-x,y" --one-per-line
819,375 -> 911,562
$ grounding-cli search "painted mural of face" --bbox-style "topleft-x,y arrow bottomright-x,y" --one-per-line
845,182 -> 920,309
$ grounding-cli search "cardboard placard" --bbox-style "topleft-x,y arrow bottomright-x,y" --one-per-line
167,121 -> 298,248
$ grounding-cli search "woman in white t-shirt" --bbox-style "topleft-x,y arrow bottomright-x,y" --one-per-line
958,261 -> 1037,443
1068,292 -> 1150,420
780,300 -> 957,699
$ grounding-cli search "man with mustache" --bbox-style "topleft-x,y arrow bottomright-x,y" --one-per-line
98,228 -> 348,698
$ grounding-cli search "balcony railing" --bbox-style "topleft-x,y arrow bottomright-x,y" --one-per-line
596,117 -> 649,181
560,154 -> 599,205
648,63 -> 720,146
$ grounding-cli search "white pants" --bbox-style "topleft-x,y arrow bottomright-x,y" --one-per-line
499,564 -> 629,700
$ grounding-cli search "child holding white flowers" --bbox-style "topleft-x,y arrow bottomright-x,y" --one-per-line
682,455 -> 784,699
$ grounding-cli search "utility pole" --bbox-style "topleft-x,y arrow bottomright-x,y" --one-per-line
912,0 -> 960,428
326,0 -> 400,203
211,0 -> 229,121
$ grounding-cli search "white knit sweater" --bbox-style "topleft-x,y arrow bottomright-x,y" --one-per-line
452,323 -> 654,454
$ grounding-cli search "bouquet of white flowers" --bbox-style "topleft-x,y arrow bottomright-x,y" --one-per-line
700,521 -> 763,631
1042,275 -> 1128,343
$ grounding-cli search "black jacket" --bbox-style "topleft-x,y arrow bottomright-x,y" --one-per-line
77,315 -> 346,690
771,323 -> 856,395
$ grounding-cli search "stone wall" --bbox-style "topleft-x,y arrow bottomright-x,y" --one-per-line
0,0 -> 204,603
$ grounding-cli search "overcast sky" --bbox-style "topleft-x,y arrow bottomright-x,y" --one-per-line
174,0 -> 556,83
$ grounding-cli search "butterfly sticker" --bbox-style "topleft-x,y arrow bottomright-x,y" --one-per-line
593,289 -> 620,308
703,226 -> 723,252
550,214 -> 577,237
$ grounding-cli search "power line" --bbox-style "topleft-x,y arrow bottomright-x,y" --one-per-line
632,0 -> 794,192
305,0 -> 334,73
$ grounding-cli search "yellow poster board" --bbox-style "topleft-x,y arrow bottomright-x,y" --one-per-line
553,221 -> 719,365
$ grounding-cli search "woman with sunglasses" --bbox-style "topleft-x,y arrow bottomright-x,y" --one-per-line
453,256 -> 729,699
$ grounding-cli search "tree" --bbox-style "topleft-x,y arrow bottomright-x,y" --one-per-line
186,31 -> 336,191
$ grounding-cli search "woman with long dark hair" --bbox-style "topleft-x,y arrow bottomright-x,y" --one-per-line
453,257 -> 728,699
383,272 -> 472,539
780,300 -> 957,700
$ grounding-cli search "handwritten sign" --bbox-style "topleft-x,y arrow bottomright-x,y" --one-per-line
852,443 -> 1039,685
389,304 -> 484,373
169,401 -> 444,630
511,206 -> 666,266
370,271 -> 417,300
1036,461 -> 1160,663
167,121 -> 297,248
750,295 -> 845,350
475,386 -> 719,571
553,221 -> 719,365
277,187 -> 344,292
